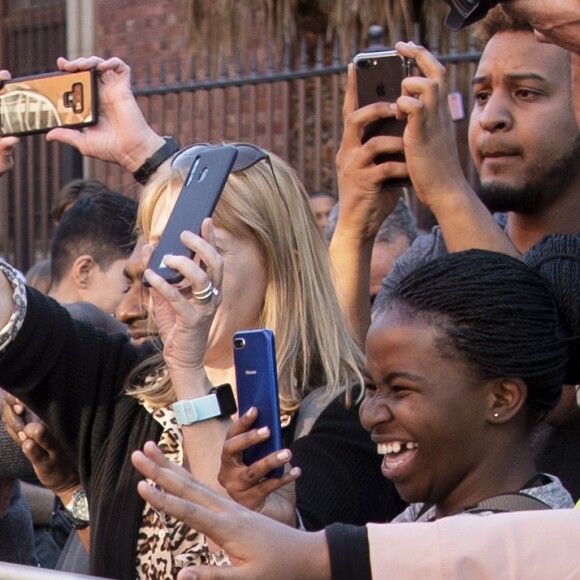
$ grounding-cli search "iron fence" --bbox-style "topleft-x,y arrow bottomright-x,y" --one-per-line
1,27 -> 481,272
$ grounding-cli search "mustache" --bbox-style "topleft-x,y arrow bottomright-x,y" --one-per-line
478,143 -> 522,156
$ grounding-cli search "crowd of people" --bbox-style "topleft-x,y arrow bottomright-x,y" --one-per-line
0,0 -> 579,579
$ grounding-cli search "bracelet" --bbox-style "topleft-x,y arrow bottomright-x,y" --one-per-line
172,384 -> 237,426
132,136 -> 180,185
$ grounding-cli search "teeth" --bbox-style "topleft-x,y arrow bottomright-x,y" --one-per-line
378,441 -> 418,455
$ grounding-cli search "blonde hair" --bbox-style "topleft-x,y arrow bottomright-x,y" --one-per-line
127,146 -> 364,412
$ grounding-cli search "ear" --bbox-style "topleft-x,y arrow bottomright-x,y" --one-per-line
71,255 -> 96,290
485,378 -> 528,423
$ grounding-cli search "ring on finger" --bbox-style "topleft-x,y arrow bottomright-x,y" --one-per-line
192,281 -> 220,305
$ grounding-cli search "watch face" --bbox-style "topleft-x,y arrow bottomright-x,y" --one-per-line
72,490 -> 90,522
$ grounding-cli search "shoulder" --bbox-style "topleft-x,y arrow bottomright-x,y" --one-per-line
391,503 -> 431,522
522,473 -> 575,509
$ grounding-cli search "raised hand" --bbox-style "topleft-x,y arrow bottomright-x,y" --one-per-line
217,407 -> 300,525
46,56 -> 165,174
132,441 -> 331,580
2,391 -> 80,494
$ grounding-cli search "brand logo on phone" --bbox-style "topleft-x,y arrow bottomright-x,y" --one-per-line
375,82 -> 386,97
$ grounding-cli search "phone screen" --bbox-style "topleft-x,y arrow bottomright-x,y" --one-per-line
0,69 -> 98,137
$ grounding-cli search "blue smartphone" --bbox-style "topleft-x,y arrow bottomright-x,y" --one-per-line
143,145 -> 238,286
233,328 -> 284,478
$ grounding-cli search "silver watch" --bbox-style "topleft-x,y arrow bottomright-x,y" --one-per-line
63,488 -> 90,529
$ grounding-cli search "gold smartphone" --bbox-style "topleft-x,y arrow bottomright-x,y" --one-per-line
0,69 -> 98,136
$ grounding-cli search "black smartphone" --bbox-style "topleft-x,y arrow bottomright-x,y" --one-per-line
233,328 -> 284,478
0,69 -> 98,137
353,50 -> 412,186
144,145 -> 238,286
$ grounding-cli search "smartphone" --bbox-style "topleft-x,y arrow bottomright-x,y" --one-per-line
353,50 -> 412,186
144,145 -> 238,285
233,328 -> 284,478
0,69 -> 98,137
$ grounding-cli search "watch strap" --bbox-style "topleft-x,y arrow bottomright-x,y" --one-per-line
173,384 -> 236,426
132,136 -> 180,185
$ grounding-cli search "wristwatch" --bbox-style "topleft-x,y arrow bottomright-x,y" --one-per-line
173,384 -> 237,426
63,488 -> 90,530
132,136 -> 180,185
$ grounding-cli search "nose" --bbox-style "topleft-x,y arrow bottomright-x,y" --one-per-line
116,284 -> 147,325
359,391 -> 394,432
476,92 -> 513,133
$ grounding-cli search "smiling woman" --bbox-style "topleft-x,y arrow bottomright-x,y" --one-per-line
363,249 -> 576,521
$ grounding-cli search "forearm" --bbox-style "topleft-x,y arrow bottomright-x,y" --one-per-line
172,369 -> 233,497
430,183 -> 519,257
328,232 -> 374,348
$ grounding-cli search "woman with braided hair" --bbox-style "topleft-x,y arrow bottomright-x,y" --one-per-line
362,248 -> 574,522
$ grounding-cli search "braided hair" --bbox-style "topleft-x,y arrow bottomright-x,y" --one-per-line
375,249 -> 571,423
523,234 -> 580,385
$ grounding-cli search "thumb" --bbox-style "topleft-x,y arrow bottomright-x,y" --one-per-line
46,127 -> 84,149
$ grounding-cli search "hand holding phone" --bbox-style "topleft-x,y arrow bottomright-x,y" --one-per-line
233,328 -> 284,478
144,145 -> 238,286
0,69 -> 98,136
353,50 -> 412,187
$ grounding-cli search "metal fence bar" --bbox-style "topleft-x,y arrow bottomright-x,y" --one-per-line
1,19 -> 481,272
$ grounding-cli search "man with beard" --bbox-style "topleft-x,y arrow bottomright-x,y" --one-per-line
330,7 -> 579,344
378,8 -> 579,299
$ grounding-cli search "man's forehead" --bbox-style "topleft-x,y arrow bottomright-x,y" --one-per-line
475,30 -> 571,80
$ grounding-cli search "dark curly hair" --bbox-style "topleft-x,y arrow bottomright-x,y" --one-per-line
375,249 -> 572,424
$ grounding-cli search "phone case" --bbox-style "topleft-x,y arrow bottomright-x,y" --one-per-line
0,69 -> 98,137
144,145 -> 238,285
233,328 -> 284,478
354,50 -> 412,186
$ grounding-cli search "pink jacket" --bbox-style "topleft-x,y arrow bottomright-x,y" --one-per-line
368,509 -> 580,579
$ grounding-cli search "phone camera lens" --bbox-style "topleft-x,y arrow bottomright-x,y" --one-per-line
356,59 -> 371,70
233,338 -> 246,349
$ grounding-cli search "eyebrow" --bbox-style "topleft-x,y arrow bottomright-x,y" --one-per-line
471,72 -> 549,86
362,369 -> 422,384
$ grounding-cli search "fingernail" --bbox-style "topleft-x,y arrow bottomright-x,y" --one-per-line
14,404 -> 24,414
290,466 -> 301,476
257,426 -> 269,436
277,449 -> 290,460
18,431 -> 26,442
245,406 -> 257,417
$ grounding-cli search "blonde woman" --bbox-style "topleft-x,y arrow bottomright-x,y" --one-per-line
0,132 -> 404,578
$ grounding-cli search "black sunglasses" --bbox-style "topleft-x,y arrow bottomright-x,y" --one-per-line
171,141 -> 284,200
172,142 -> 271,174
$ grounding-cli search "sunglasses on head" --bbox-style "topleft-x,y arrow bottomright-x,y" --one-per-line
172,142 -> 271,174
171,141 -> 284,201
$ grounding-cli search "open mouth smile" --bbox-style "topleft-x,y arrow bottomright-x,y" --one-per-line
377,441 -> 419,477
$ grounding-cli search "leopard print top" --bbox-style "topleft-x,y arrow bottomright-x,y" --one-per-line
135,397 -> 230,579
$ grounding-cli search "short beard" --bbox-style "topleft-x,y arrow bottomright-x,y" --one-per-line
477,136 -> 580,215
